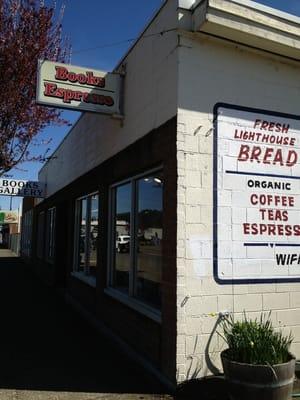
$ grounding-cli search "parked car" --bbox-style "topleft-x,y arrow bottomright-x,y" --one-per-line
116,235 -> 130,253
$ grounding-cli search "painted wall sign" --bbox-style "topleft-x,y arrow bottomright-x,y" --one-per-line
36,60 -> 121,114
214,104 -> 300,283
0,179 -> 45,198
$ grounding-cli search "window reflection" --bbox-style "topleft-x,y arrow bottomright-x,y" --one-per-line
45,207 -> 56,261
110,170 -> 163,310
136,174 -> 163,308
74,194 -> 99,282
78,198 -> 87,273
37,212 -> 45,259
113,183 -> 131,293
87,195 -> 99,276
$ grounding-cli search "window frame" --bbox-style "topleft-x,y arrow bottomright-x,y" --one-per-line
107,167 -> 163,322
72,191 -> 99,287
36,211 -> 45,259
21,209 -> 33,257
45,207 -> 56,263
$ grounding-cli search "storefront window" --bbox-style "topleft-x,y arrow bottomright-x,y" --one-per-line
136,174 -> 163,309
109,169 -> 163,310
45,207 -> 56,262
88,195 -> 99,275
36,211 -> 45,259
113,183 -> 131,293
78,198 -> 87,273
73,193 -> 99,284
21,209 -> 33,257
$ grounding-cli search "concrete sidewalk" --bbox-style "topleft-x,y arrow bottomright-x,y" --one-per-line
0,390 -> 170,399
0,260 -> 172,399
0,249 -> 18,258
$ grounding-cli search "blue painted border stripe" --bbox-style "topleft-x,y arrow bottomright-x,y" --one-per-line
225,170 -> 300,180
244,243 -> 300,247
244,243 -> 269,247
277,244 -> 300,247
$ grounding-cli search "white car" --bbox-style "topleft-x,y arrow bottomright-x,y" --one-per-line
116,235 -> 130,253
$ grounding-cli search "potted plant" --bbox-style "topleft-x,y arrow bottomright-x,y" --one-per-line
219,313 -> 295,400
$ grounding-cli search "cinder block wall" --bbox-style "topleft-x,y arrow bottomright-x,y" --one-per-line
176,33 -> 300,381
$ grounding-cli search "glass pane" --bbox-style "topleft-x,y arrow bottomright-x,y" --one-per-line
113,183 -> 131,293
136,173 -> 163,309
45,211 -> 51,258
37,212 -> 45,259
87,195 -> 99,276
77,198 -> 87,273
49,208 -> 56,259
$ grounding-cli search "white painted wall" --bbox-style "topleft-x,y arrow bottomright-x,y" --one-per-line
39,0 -> 178,197
176,33 -> 300,381
38,0 -> 300,384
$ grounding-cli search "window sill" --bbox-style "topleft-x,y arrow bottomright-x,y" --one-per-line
104,287 -> 161,324
71,271 -> 96,288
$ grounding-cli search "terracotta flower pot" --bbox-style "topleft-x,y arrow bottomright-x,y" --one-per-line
221,349 -> 295,400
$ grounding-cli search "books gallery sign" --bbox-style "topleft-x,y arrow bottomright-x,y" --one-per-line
0,179 -> 45,198
214,104 -> 300,283
36,60 -> 121,114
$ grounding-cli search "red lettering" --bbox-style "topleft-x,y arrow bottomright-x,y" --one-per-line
274,195 -> 281,206
55,66 -> 105,87
263,148 -> 273,164
286,150 -> 298,167
68,72 -> 77,82
250,146 -> 262,162
259,209 -> 267,220
250,194 -> 258,205
268,209 -> 274,220
288,196 -> 295,207
252,120 -> 290,133
253,119 -> 261,129
44,82 -> 57,96
277,225 -> 283,236
281,210 -> 288,221
252,224 -> 258,235
285,225 -> 292,236
238,145 -> 250,162
268,122 -> 275,131
260,224 -> 267,233
294,226 -> 300,236
282,124 -> 290,134
273,149 -> 284,166
55,66 -> 68,81
77,74 -> 87,84
243,223 -> 250,234
234,129 -> 241,139
249,194 -> 295,207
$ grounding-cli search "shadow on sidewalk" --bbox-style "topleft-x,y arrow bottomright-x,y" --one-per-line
0,260 -> 167,395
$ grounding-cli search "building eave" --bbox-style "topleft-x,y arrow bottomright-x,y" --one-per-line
190,0 -> 300,61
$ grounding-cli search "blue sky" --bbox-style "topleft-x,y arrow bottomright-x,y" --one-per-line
257,0 -> 300,15
3,0 -> 300,210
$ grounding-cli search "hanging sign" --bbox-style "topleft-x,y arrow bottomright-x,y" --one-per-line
0,179 -> 45,198
0,211 -> 18,224
214,104 -> 300,283
36,60 -> 121,114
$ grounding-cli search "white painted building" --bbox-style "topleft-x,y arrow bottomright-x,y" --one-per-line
23,0 -> 300,388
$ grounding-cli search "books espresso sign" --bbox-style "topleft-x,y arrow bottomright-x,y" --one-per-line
36,60 -> 121,114
214,104 -> 300,283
